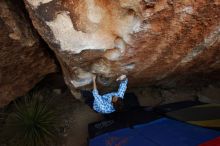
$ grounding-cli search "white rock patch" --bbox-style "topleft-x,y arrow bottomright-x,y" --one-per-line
70,79 -> 92,88
86,0 -> 104,23
26,0 -> 53,8
70,68 -> 93,88
91,60 -> 111,75
123,63 -> 135,70
115,38 -> 126,54
116,14 -> 142,43
46,11 -> 115,53
75,68 -> 93,79
181,27 -> 220,64
177,6 -> 194,22
181,6 -> 193,14
104,49 -> 121,61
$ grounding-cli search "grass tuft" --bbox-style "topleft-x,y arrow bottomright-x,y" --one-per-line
1,93 -> 58,146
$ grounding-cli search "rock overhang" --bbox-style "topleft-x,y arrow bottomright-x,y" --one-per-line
24,0 -> 220,90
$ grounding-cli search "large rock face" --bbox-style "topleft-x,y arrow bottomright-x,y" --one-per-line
0,0 -> 57,106
24,0 -> 220,93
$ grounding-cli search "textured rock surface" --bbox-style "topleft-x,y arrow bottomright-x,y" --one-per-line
24,0 -> 220,94
0,0 -> 56,107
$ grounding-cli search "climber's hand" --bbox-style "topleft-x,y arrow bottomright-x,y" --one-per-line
92,74 -> 96,81
116,74 -> 126,81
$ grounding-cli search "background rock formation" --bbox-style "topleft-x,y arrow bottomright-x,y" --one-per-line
0,0 -> 57,106
24,0 -> 220,94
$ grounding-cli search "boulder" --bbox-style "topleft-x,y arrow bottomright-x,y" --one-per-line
24,0 -> 220,94
0,0 -> 56,107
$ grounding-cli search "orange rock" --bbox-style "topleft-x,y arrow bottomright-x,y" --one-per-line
0,0 -> 56,106
24,0 -> 220,93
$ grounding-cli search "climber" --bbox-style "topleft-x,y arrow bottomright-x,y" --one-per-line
92,74 -> 128,114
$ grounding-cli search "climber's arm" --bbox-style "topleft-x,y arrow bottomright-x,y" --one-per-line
92,75 -> 103,104
116,77 -> 128,98
93,75 -> 97,90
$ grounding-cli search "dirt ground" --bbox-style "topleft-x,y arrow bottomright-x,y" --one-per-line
51,91 -> 102,146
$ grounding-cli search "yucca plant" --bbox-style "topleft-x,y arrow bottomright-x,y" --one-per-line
1,94 -> 58,146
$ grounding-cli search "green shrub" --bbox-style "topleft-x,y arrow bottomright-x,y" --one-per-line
1,94 -> 58,146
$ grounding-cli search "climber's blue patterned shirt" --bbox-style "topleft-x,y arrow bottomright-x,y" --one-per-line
92,79 -> 128,114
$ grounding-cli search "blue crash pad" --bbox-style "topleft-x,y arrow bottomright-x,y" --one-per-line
89,128 -> 158,146
89,118 -> 220,146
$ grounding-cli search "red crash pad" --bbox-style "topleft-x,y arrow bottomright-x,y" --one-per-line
199,136 -> 220,146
